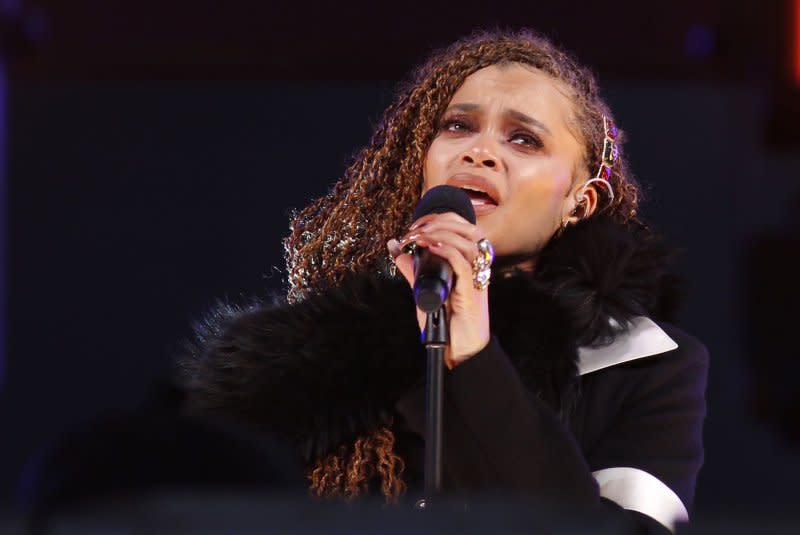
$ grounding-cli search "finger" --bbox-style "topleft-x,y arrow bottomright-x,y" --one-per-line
407,219 -> 479,243
387,240 -> 416,285
408,213 -> 437,231
394,253 -> 415,287
412,229 -> 476,266
409,211 -> 477,231
387,239 -> 403,260
400,217 -> 479,247
427,241 -> 473,281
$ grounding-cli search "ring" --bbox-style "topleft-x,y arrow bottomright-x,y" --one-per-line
401,240 -> 419,256
472,238 -> 494,290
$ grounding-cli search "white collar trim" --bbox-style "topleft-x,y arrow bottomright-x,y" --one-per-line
577,317 -> 678,376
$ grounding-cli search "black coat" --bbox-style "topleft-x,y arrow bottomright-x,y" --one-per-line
178,216 -> 708,534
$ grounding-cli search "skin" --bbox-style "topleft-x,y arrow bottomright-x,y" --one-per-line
387,63 -> 599,368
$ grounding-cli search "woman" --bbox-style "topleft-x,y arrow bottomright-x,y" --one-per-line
180,29 -> 708,533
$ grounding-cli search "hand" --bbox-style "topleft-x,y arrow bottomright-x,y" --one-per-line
387,212 -> 491,368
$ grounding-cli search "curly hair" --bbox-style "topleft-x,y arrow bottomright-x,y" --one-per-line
307,426 -> 406,503
283,28 -> 643,502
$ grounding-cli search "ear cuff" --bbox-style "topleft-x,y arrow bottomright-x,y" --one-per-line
576,177 -> 615,205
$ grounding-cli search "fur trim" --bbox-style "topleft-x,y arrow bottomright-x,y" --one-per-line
177,216 -> 679,461
535,215 -> 680,346
179,274 -> 425,461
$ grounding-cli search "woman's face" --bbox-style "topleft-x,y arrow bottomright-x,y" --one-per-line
422,63 -> 586,258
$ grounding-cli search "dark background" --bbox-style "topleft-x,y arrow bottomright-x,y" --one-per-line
2,0 -> 800,524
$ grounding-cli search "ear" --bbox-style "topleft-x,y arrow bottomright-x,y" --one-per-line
565,181 -> 599,225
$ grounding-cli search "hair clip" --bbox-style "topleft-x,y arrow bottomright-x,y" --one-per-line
583,115 -> 618,203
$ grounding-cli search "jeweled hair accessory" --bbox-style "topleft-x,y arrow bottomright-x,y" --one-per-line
579,115 -> 618,204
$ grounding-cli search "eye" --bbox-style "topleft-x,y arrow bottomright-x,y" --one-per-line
440,115 -> 474,133
510,131 -> 544,149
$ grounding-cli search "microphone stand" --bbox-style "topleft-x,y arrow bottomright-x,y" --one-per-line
420,305 -> 447,507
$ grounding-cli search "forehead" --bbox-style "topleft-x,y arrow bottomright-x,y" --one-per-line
448,63 -> 576,130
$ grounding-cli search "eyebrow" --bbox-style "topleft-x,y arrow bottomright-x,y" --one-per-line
445,103 -> 553,136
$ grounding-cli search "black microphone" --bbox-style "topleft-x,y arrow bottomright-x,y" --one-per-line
411,185 -> 476,313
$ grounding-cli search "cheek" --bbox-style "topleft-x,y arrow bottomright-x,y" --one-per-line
513,166 -> 573,212
422,139 -> 451,189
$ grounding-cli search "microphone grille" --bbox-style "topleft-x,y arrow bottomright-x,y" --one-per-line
412,185 -> 476,225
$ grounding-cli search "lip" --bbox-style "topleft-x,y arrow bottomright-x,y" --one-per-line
446,173 -> 502,206
472,203 -> 498,216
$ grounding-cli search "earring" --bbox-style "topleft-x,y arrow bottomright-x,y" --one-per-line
556,198 -> 586,237
572,197 -> 587,218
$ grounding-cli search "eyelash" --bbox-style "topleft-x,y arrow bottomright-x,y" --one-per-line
439,117 -> 544,150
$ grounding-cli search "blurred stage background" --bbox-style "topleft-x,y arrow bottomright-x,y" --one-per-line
1,0 -> 800,529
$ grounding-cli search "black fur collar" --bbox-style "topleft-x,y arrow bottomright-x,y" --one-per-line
179,215 -> 678,461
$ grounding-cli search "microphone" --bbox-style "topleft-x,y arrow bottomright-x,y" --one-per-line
411,185 -> 476,313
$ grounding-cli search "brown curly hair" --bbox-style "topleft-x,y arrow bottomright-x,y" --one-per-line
308,426 -> 406,502
287,29 -> 643,503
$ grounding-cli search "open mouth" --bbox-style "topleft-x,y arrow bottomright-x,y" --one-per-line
446,174 -> 501,215
459,185 -> 498,207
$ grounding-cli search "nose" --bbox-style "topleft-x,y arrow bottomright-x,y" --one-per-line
460,136 -> 500,169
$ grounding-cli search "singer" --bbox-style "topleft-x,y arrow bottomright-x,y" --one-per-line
180,30 -> 707,534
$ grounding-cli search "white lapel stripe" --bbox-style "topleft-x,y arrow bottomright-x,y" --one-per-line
577,317 -> 678,376
592,466 -> 689,532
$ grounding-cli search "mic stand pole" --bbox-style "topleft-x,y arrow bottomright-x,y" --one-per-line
421,305 -> 447,507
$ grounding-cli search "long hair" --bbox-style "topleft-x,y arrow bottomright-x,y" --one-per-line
285,29 -> 643,502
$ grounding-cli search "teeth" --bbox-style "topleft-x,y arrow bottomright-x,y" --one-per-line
461,185 -> 487,194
